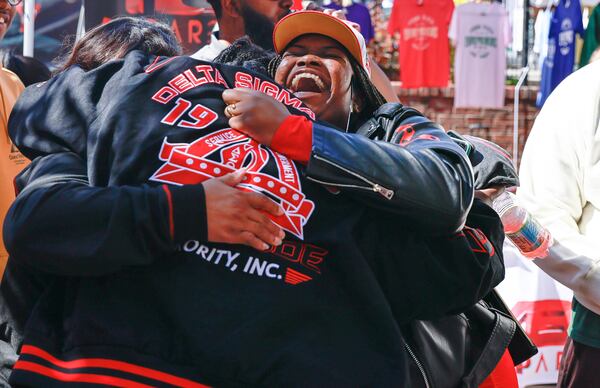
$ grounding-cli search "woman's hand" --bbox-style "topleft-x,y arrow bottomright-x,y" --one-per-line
203,169 -> 285,251
474,186 -> 506,207
222,88 -> 290,146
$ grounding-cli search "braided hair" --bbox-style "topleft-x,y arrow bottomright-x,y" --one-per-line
214,36 -> 275,74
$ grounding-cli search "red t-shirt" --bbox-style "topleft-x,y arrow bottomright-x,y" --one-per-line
387,0 -> 454,88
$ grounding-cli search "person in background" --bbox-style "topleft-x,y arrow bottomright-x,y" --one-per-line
0,0 -> 26,278
0,50 -> 51,87
190,0 -> 399,102
588,45 -> 600,64
324,0 -> 374,43
189,0 -> 293,60
518,58 -> 600,388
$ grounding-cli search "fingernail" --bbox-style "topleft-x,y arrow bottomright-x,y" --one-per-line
262,243 -> 269,250
277,207 -> 284,216
273,238 -> 282,246
279,231 -> 285,239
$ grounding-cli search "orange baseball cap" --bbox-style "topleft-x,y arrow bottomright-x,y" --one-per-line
273,10 -> 371,77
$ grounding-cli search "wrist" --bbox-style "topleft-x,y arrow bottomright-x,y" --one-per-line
271,115 -> 313,164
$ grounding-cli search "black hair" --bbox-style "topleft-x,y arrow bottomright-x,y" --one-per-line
0,50 -> 51,86
56,16 -> 182,72
214,36 -> 275,74
347,56 -> 386,129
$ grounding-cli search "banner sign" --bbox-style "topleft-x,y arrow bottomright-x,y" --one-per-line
85,0 -> 215,55
497,242 -> 573,386
0,0 -> 215,68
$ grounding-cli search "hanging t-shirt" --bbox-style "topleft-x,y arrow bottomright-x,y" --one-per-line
580,4 -> 600,67
387,0 -> 454,88
505,0 -> 524,52
325,2 -> 375,43
534,8 -> 553,59
449,2 -> 511,108
538,0 -> 584,106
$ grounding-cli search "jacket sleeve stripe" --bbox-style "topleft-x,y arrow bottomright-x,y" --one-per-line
13,361 -> 152,388
162,185 -> 175,241
15,345 -> 211,388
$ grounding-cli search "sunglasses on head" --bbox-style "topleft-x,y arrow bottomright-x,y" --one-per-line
7,0 -> 22,6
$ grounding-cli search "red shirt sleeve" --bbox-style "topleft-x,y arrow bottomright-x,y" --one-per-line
270,115 -> 313,164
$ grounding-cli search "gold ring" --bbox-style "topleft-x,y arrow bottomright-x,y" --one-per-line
225,104 -> 237,118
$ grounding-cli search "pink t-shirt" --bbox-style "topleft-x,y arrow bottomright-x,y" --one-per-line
449,3 -> 511,108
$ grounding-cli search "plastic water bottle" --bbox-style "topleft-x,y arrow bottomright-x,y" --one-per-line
492,191 -> 553,259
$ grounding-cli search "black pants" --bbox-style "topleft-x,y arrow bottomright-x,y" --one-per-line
557,337 -> 600,388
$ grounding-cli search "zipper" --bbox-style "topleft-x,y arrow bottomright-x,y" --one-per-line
309,154 -> 394,200
404,340 -> 431,388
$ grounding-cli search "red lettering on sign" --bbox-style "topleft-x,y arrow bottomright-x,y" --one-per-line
188,19 -> 203,44
556,351 -> 563,370
171,19 -> 183,42
535,354 -> 548,373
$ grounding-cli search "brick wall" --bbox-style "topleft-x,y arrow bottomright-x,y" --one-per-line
392,83 -> 540,167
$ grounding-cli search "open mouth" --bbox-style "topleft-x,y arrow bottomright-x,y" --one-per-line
289,72 -> 327,95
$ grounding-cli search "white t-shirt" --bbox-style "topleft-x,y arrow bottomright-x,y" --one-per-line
449,3 -> 511,108
191,32 -> 230,62
534,9 -> 552,58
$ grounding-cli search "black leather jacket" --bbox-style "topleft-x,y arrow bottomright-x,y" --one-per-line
306,103 -> 474,234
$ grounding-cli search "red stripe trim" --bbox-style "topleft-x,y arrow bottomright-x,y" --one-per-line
287,268 -> 311,280
14,361 -> 152,388
162,185 -> 175,241
285,275 -> 307,283
19,345 -> 210,388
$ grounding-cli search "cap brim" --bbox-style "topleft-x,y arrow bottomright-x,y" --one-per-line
273,11 -> 365,70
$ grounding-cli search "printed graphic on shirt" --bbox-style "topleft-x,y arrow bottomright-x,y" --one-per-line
404,15 -> 439,51
545,40 -> 556,69
9,142 -> 27,166
558,18 -> 574,55
178,239 -> 327,285
150,126 -> 315,240
466,25 -> 497,58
